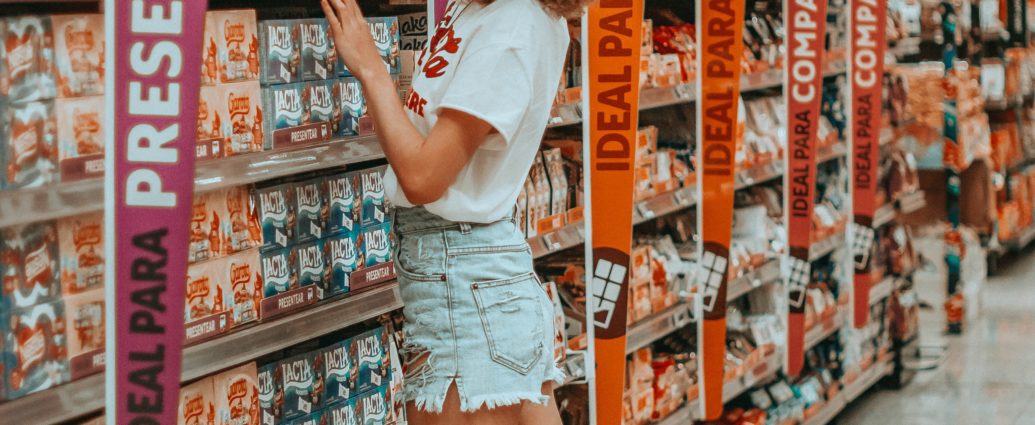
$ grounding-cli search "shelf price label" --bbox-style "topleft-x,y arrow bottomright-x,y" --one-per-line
107,0 -> 207,423
783,0 -> 827,378
583,0 -> 644,422
695,0 -> 745,419
849,0 -> 887,329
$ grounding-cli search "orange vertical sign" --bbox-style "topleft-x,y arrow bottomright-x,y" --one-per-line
784,0 -> 827,377
849,0 -> 887,329
585,0 -> 643,423
696,0 -> 745,419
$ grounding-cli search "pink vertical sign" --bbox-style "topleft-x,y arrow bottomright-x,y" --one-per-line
106,0 -> 206,423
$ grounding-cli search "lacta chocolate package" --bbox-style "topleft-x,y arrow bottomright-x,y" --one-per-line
3,300 -> 69,399
318,340 -> 355,407
361,223 -> 392,269
359,167 -> 387,227
258,362 -> 284,425
355,384 -> 391,425
260,246 -> 299,299
259,20 -> 301,85
178,376 -> 216,425
255,183 -> 297,249
295,177 -> 326,242
213,362 -> 260,425
204,10 -> 259,84
54,96 -> 104,181
350,326 -> 390,395
339,17 -> 399,77
51,14 -> 104,97
299,19 -> 337,81
335,77 -> 366,137
323,232 -> 359,298
324,172 -> 360,236
6,101 -> 58,189
306,79 -> 337,129
326,399 -> 360,425
4,16 -> 57,102
262,82 -> 326,151
293,239 -> 326,297
279,352 -> 319,420
56,212 -> 104,296
220,81 -> 265,156
285,410 -> 325,425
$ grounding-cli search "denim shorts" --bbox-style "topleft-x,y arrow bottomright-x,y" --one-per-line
392,207 -> 565,413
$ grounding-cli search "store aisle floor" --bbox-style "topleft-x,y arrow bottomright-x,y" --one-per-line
837,247 -> 1035,425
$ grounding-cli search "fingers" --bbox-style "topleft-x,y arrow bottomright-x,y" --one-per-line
320,0 -> 343,33
330,0 -> 351,24
343,0 -> 364,19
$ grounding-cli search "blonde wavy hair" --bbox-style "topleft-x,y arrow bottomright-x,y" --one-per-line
476,0 -> 591,19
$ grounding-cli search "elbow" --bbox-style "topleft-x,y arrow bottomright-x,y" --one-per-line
399,176 -> 446,206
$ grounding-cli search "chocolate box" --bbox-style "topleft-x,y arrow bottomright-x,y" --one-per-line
213,362 -> 260,425
4,16 -> 57,102
206,10 -> 259,84
323,232 -> 359,298
51,14 -> 104,97
325,172 -> 360,236
184,257 -> 225,325
306,79 -> 337,128
188,190 -> 224,263
326,399 -> 360,425
62,288 -> 104,379
285,410 -> 325,425
279,352 -> 319,419
57,212 -> 104,296
221,250 -> 261,327
222,186 -> 262,255
299,19 -> 337,81
359,168 -> 387,227
295,177 -> 326,242
318,340 -> 355,407
178,376 -> 216,425
4,222 -> 62,311
339,17 -> 399,77
360,223 -> 392,269
355,384 -> 391,425
261,82 -> 310,151
54,96 -> 104,181
260,246 -> 299,299
0,228 -> 24,312
259,20 -> 301,85
335,77 -> 366,137
6,101 -> 58,189
3,300 -> 69,399
220,81 -> 265,156
293,239 -> 326,297
255,184 -> 297,249
258,362 -> 284,425
350,327 -> 390,395
197,85 -> 225,160
398,12 -> 428,51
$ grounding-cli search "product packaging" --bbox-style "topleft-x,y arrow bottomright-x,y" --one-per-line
307,79 -> 337,131
4,16 -> 57,102
62,288 -> 104,379
360,167 -> 387,227
279,352 -> 319,420
285,410 -> 325,425
51,14 -> 104,97
213,362 -> 260,425
222,249 -> 261,327
188,190 -> 223,263
294,239 -> 327,295
222,185 -> 262,255
255,183 -> 297,250
350,327 -> 390,395
262,82 -> 331,150
3,300 -> 69,399
295,177 -> 327,242
299,19 -> 337,81
355,384 -> 391,425
318,340 -> 355,407
323,231 -> 359,298
54,96 -> 104,181
221,81 -> 265,156
336,77 -> 368,137
361,223 -> 392,269
325,172 -> 360,236
206,10 -> 259,84
6,101 -> 58,189
178,376 -> 216,425
260,246 -> 299,299
398,12 -> 428,51
326,399 -> 360,425
197,85 -> 225,160
258,20 -> 301,85
184,258 -> 225,327
5,222 -> 62,311
56,212 -> 103,296
258,362 -> 284,425
340,17 -> 400,77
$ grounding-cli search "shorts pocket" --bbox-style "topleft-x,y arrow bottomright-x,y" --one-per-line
471,272 -> 545,374
395,231 -> 446,282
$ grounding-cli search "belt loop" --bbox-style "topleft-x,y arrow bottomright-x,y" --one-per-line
459,222 -> 472,234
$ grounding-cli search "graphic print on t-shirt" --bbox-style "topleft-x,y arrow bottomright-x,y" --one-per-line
415,0 -> 465,79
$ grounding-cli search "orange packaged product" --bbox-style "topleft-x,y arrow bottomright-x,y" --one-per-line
51,14 -> 104,97
57,212 -> 104,295
179,377 -> 217,425
54,96 -> 104,181
197,85 -> 226,160
63,288 -> 105,379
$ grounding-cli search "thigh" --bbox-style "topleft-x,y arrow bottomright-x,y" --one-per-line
405,383 -> 561,425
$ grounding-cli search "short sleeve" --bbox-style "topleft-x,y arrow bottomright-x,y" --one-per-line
436,44 -> 533,146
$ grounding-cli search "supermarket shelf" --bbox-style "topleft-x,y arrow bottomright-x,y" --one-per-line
529,221 -> 585,259
873,203 -> 896,228
727,259 -> 782,301
626,302 -> 694,354
801,394 -> 847,425
723,352 -> 784,403
890,37 -> 921,58
735,160 -> 784,190
897,191 -> 926,214
869,276 -> 895,306
0,373 -> 103,425
633,187 -> 696,224
0,136 -> 385,228
802,359 -> 893,425
818,142 -> 848,163
182,280 -> 402,382
805,310 -> 845,351
809,231 -> 845,261
1004,223 -> 1035,252
657,399 -> 698,425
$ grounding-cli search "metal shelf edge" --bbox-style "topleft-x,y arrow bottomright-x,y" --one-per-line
869,276 -> 895,306
805,311 -> 845,350
626,303 -> 694,354
0,373 -> 104,425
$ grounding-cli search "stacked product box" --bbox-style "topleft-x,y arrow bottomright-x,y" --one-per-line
0,14 -> 106,190
258,326 -> 394,425
258,15 -> 399,151
253,166 -> 393,321
177,362 -> 261,425
197,9 -> 265,160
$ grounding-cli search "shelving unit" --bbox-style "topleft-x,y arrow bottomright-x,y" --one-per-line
656,352 -> 784,425
805,310 -> 846,351
0,374 -> 104,425
810,231 -> 846,261
800,359 -> 894,425
626,302 -> 695,354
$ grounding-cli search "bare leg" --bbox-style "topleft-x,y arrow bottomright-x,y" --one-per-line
406,382 -> 562,425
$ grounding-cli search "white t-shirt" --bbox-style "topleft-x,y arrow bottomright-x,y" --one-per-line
383,0 -> 570,223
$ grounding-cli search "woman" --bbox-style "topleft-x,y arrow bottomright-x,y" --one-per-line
320,0 -> 586,423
